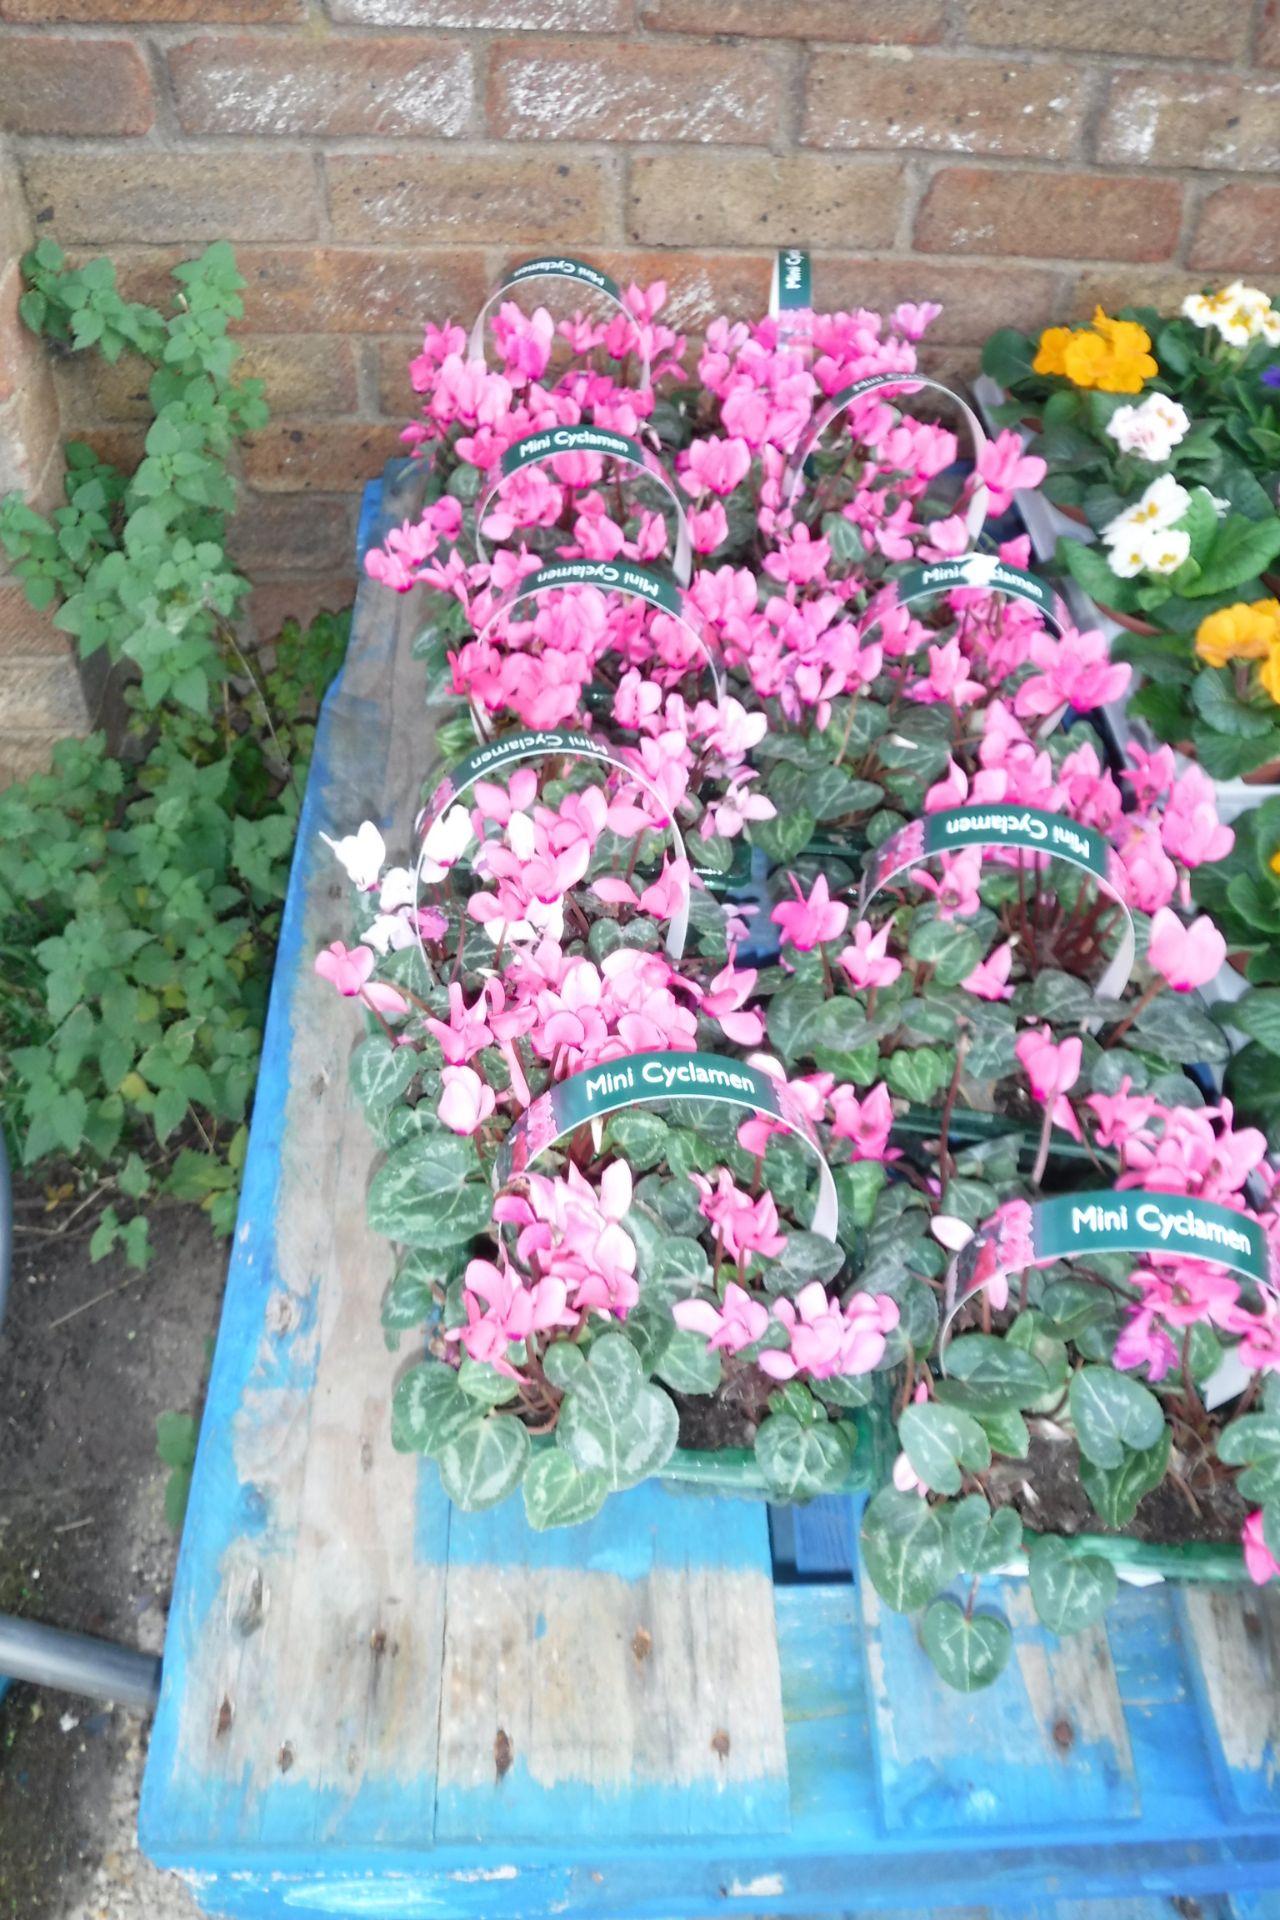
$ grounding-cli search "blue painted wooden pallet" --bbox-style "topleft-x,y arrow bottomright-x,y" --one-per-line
140,469 -> 1280,1919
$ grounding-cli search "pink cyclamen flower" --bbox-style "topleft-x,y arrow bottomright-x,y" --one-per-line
838,921 -> 902,991
1015,1025 -> 1082,1102
1014,626 -> 1131,719
314,941 -> 407,1017
1146,908 -> 1227,992
672,1281 -> 770,1354
962,941 -> 1015,1001
445,1257 -> 574,1379
759,1282 -> 899,1381
828,1082 -> 894,1162
691,1168 -> 787,1264
437,1065 -> 497,1136
680,435 -> 752,499
771,872 -> 849,952
975,430 -> 1047,515
1243,1510 -> 1280,1586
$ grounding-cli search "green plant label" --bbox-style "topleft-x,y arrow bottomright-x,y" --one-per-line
497,1048 -> 839,1240
894,556 -> 1063,631
861,806 -> 1134,999
418,727 -> 690,961
785,373 -> 990,538
479,427 -> 692,585
771,247 -> 812,313
469,256 -> 649,388
476,560 -> 722,704
947,1188 -> 1272,1354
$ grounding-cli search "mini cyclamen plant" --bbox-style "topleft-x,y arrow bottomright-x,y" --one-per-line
315,780 -> 907,1518
855,1084 -> 1280,1693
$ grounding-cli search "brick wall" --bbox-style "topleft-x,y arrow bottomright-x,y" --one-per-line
1,0 -> 1278,694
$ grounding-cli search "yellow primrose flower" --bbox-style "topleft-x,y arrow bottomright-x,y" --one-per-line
1259,635 -> 1280,705
1194,599 -> 1280,669
1271,849 -> 1280,877
1032,326 -> 1073,378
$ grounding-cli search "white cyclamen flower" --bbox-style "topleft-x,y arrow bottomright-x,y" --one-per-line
418,804 -> 474,884
361,911 -> 416,956
1105,393 -> 1191,464
1102,473 -> 1190,549
320,820 -> 385,891
378,865 -> 417,912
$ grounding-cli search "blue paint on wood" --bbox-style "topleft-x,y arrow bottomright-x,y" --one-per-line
789,1492 -> 856,1578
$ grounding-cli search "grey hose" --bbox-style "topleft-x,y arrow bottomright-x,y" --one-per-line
0,1129 -> 160,1711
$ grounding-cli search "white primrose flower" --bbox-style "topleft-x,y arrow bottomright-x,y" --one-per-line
1101,473 -> 1190,550
320,819 -> 385,891
1182,281 -> 1277,348
1105,393 -> 1191,464
1140,525 -> 1191,577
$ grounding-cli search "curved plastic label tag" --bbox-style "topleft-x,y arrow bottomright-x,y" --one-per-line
497,1048 -> 839,1240
476,424 -> 692,584
416,726 -> 691,961
469,255 -> 649,390
891,555 -> 1066,634
862,804 -> 1135,1001
770,248 -> 812,343
945,1188 -> 1272,1351
784,372 -> 989,538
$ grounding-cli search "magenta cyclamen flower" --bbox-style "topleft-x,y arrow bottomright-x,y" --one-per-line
314,941 -> 408,1017
1147,908 -> 1227,992
771,873 -> 849,952
445,1257 -> 575,1379
672,1282 -> 770,1355
838,920 -> 902,991
1014,1026 -> 1082,1141
1014,627 -> 1131,719
757,1283 -> 899,1382
1243,1511 -> 1280,1586
692,1168 -> 787,1264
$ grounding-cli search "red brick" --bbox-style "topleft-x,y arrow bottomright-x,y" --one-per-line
0,0 -> 299,15
328,0 -> 628,24
21,152 -> 320,245
628,154 -> 904,250
53,335 -> 359,423
108,247 -> 488,337
1189,186 -> 1280,275
0,733 -> 67,790
816,257 -> 1061,345
1096,71 -> 1280,173
641,0 -> 944,36
1259,0 -> 1280,65
327,153 -> 613,244
246,575 -> 356,647
804,53 -> 1083,159
487,36 -> 782,142
960,0 -> 1247,59
242,422 -> 408,493
228,492 -> 357,576
0,35 -> 152,135
169,34 -> 472,137
1069,270 -> 1206,321
0,586 -> 75,661
914,169 -> 1182,263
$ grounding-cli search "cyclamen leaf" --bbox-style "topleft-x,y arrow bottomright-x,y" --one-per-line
367,1133 -> 492,1249
1069,1366 -> 1165,1469
949,1494 -> 1023,1574
860,1486 -> 960,1613
922,1598 -> 1013,1693
522,1448 -> 609,1531
437,1416 -> 530,1511
350,1034 -> 419,1112
1080,1427 -> 1171,1530
900,1402 -> 991,1496
946,1335 -> 1053,1408
754,1413 -> 854,1500
654,1328 -> 722,1396
391,1362 -> 474,1457
559,1380 -> 678,1493
751,808 -> 817,863
1027,1534 -> 1118,1636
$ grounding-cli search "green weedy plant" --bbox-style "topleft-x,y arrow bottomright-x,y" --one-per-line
0,238 -> 266,713
0,236 -> 350,1263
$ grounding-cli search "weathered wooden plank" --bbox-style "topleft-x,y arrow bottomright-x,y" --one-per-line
1177,1585 -> 1280,1820
142,464 -> 449,1850
860,1575 -> 1140,1833
434,1485 -> 789,1840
